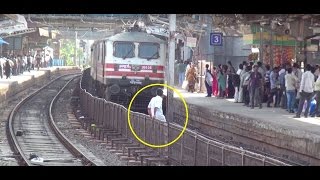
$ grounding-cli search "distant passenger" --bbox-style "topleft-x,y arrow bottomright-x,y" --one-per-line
35,54 -> 41,71
211,66 -> 218,96
285,68 -> 298,114
5,60 -> 11,79
27,55 -> 31,72
149,88 -> 166,122
312,73 -> 320,117
177,61 -> 187,88
249,65 -> 263,109
0,63 -> 2,79
49,56 -> 53,67
234,63 -> 244,102
204,64 -> 213,97
186,64 -> 197,93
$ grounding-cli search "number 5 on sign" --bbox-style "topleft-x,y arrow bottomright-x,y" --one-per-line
210,33 -> 223,46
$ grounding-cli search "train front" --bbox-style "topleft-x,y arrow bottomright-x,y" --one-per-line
104,32 -> 166,113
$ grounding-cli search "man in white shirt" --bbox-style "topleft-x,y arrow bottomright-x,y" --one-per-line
293,63 -> 302,96
295,64 -> 315,118
234,64 -> 244,103
148,88 -> 166,122
147,96 -> 156,118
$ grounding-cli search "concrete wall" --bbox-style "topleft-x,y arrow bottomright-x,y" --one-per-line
198,34 -> 250,68
306,52 -> 320,65
213,36 -> 251,67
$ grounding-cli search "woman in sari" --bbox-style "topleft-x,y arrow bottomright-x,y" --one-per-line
212,66 -> 218,96
186,64 -> 197,93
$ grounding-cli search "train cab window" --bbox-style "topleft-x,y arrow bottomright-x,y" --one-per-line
138,42 -> 160,60
114,42 -> 135,59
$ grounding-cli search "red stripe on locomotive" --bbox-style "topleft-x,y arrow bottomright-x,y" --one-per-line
104,71 -> 164,78
105,63 -> 164,71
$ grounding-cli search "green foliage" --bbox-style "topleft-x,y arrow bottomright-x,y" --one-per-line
60,39 -> 84,66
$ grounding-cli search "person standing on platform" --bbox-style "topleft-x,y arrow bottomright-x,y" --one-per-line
218,66 -> 227,98
177,61 -> 186,88
226,61 -> 236,99
234,63 -> 244,103
279,64 -> 287,109
204,64 -> 213,97
4,60 -> 11,79
27,55 -> 31,72
267,67 -> 280,107
285,68 -> 298,113
249,65 -> 263,109
12,57 -> 17,76
295,64 -> 314,118
211,66 -> 218,97
49,56 -> 53,67
241,65 -> 251,106
0,63 -> 3,79
264,65 -> 271,103
293,63 -> 302,111
312,74 -> 320,117
35,54 -> 41,71
186,64 -> 197,93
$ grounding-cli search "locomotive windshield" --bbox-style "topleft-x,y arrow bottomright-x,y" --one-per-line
138,42 -> 160,60
114,42 -> 135,59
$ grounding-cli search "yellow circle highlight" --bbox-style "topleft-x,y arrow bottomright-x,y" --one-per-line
128,83 -> 189,148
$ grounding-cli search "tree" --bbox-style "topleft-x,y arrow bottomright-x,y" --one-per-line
60,39 -> 84,66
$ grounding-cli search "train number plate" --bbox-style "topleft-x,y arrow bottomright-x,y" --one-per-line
130,79 -> 142,85
141,65 -> 152,70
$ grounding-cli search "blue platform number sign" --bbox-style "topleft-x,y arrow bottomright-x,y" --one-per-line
210,33 -> 223,46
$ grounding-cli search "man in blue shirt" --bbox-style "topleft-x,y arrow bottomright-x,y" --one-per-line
267,67 -> 280,107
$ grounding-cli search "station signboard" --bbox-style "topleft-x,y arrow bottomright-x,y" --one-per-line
210,33 -> 223,46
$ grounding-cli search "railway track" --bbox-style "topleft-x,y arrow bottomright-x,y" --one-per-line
7,73 -> 98,166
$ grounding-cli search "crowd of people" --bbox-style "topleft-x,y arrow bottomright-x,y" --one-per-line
179,59 -> 320,118
0,54 -> 53,79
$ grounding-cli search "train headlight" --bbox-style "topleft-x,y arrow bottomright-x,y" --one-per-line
122,76 -> 127,80
109,84 -> 121,94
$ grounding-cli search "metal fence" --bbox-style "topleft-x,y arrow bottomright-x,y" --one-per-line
78,73 -> 290,166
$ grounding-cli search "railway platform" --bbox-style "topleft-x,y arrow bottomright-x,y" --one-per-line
171,87 -> 320,165
0,66 -> 79,102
